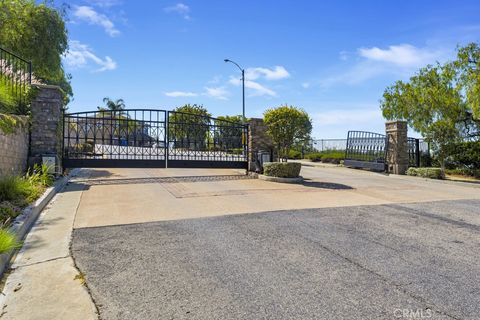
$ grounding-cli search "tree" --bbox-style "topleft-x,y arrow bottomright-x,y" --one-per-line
380,43 -> 480,172
98,97 -> 126,112
264,105 -> 312,161
0,0 -> 71,102
214,115 -> 244,150
168,104 -> 211,149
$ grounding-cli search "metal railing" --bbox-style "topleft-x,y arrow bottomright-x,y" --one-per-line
0,47 -> 32,107
309,139 -> 347,152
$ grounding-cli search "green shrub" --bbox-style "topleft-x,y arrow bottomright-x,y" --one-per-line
406,167 -> 418,176
446,141 -> 480,170
406,167 -> 443,179
305,150 -> 345,163
305,152 -> 322,162
287,149 -> 302,159
0,229 -> 21,254
263,162 -> 302,178
320,150 -> 345,164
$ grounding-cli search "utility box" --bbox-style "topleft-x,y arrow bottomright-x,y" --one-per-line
255,150 -> 271,173
42,155 -> 56,174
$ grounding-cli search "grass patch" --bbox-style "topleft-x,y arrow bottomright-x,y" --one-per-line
445,168 -> 480,179
0,229 -> 22,254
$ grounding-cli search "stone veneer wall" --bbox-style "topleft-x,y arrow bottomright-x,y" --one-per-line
0,115 -> 29,176
386,120 -> 409,175
29,85 -> 63,170
248,118 -> 275,171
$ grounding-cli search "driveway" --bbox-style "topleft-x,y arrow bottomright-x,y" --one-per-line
70,166 -> 480,319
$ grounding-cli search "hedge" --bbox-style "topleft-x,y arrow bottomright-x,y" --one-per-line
304,150 -> 345,163
406,167 -> 443,179
263,162 -> 302,178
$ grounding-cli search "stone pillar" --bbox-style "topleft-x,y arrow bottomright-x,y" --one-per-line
29,85 -> 64,171
247,118 -> 275,172
385,120 -> 408,175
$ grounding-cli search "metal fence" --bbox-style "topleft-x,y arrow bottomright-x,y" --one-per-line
309,139 -> 347,152
408,138 -> 430,167
344,131 -> 387,171
0,47 -> 32,107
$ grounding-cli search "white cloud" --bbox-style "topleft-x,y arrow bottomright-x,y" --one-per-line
319,62 -> 388,87
226,65 -> 289,97
229,77 -> 277,97
358,44 -> 442,67
64,40 -> 117,72
245,66 -> 290,81
73,6 -> 120,37
204,87 -> 229,100
164,3 -> 190,20
164,91 -> 198,97
302,82 -> 310,89
318,43 -> 450,88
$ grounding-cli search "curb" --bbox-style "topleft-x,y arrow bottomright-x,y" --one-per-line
258,175 -> 304,183
0,172 -> 72,277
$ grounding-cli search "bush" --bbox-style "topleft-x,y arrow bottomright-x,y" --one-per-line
320,150 -> 345,164
446,141 -> 480,170
263,162 -> 302,178
305,152 -> 322,162
406,167 -> 443,179
287,149 -> 302,159
304,150 -> 345,163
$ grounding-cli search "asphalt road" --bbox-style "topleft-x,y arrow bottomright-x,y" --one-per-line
72,199 -> 480,320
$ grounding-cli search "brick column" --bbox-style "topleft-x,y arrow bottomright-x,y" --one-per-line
29,85 -> 64,171
247,118 -> 275,171
385,120 -> 408,175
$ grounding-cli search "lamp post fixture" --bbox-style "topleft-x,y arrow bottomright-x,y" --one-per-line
224,59 -> 245,123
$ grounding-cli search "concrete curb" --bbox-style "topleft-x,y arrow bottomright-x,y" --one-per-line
258,175 -> 304,183
0,172 -> 72,277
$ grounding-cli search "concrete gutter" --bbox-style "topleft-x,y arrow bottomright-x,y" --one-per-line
0,171 -> 73,277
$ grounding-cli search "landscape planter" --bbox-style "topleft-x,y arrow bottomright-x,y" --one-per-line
0,174 -> 70,277
258,175 -> 304,183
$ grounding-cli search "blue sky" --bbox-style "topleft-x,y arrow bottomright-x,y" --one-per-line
61,0 -> 480,138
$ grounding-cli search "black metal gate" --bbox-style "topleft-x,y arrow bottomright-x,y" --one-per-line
344,131 -> 387,171
63,109 -> 248,169
345,131 -> 427,171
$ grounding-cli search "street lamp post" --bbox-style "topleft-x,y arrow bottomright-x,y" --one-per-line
224,59 -> 245,123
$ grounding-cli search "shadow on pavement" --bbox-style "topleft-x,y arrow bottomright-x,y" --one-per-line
73,175 -> 255,186
301,179 -> 354,190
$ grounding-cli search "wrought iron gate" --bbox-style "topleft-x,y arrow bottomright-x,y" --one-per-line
345,131 -> 426,171
344,131 -> 387,171
63,109 -> 248,169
